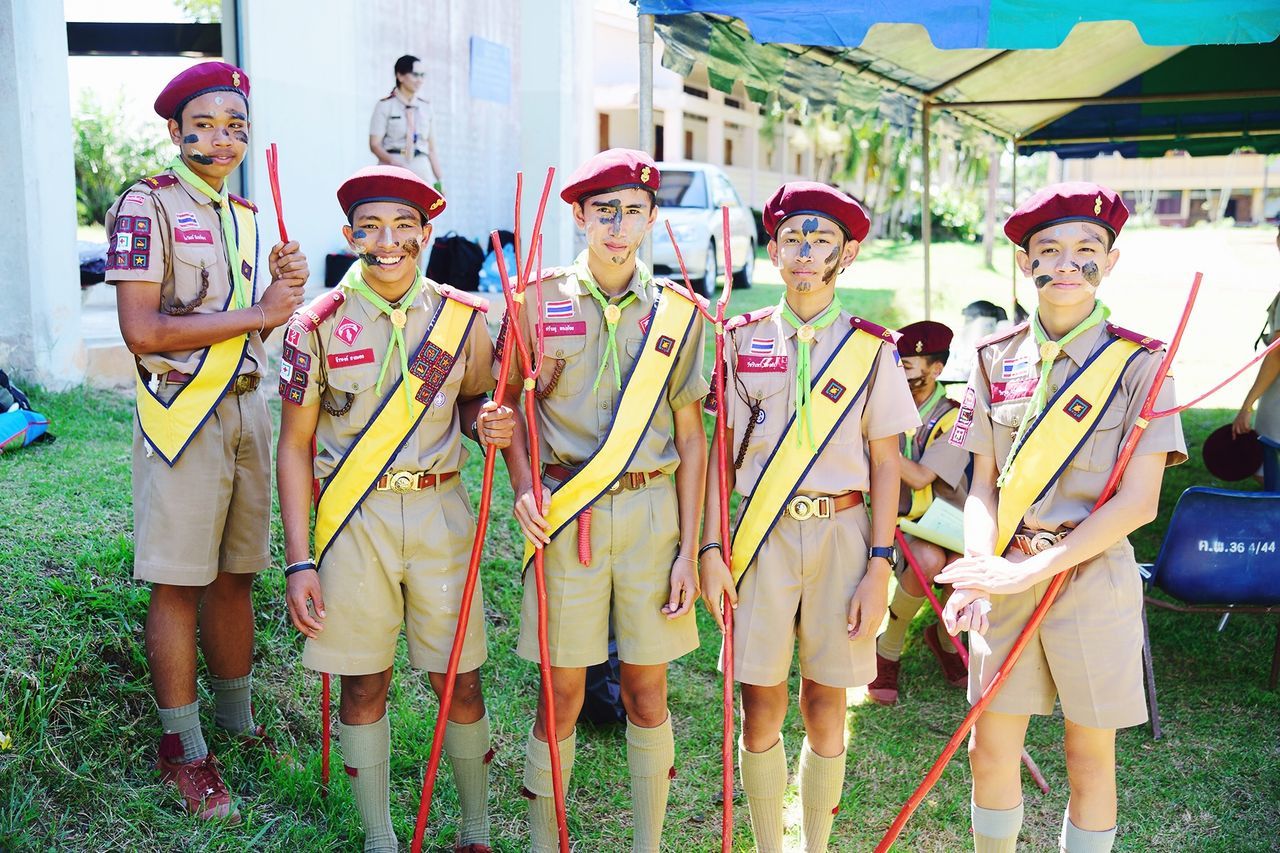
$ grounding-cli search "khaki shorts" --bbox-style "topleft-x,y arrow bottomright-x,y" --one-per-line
303,476 -> 487,677
728,502 -> 876,689
517,476 -> 699,668
968,538 -> 1147,730
132,385 -> 271,586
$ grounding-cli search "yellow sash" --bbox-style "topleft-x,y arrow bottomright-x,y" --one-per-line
315,296 -> 480,563
994,336 -> 1145,554
729,327 -> 883,585
905,406 -> 960,520
135,200 -> 257,466
522,285 -> 700,568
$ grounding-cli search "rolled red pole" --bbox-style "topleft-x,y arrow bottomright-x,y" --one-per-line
265,143 -> 288,243
895,530 -> 1049,794
875,272 -> 1203,852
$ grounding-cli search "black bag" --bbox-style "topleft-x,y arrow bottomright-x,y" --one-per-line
579,640 -> 626,726
425,232 -> 484,291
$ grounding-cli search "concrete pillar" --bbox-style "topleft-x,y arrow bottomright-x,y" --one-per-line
0,0 -> 84,387
663,105 -> 684,163
706,92 -> 726,167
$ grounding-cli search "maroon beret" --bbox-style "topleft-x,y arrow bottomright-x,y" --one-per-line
896,320 -> 953,357
560,148 -> 660,204
154,61 -> 249,119
1004,182 -> 1128,247
762,182 -> 870,242
337,166 -> 446,223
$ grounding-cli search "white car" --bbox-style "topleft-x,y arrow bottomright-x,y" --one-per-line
650,161 -> 756,296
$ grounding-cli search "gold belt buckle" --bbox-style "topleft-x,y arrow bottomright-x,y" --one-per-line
388,471 -> 417,494
1028,531 -> 1059,553
606,477 -> 625,495
786,495 -> 831,521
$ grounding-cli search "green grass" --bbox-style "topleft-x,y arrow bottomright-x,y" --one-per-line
3,309 -> 1278,850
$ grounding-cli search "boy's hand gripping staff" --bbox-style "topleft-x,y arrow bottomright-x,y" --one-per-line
409,169 -> 557,852
875,272 -> 1204,852
665,206 -> 736,851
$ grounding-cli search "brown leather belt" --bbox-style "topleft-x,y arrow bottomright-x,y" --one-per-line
784,491 -> 863,521
375,470 -> 457,494
1010,527 -> 1071,555
542,463 -> 665,494
161,370 -> 260,395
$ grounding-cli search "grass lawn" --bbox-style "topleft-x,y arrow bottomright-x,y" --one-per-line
3,276 -> 1278,850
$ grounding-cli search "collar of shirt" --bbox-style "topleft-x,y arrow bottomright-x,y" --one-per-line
170,169 -> 215,208
568,250 -> 654,306
775,305 -> 850,341
344,275 -> 434,324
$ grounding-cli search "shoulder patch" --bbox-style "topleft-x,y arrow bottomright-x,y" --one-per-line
293,290 -> 347,332
140,174 -> 179,189
725,305 -> 778,331
439,284 -> 490,312
1106,321 -> 1163,351
510,266 -> 568,289
228,193 -> 258,212
850,316 -> 901,344
976,319 -> 1029,350
656,277 -> 710,311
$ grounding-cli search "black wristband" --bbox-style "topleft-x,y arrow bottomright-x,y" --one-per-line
698,542 -> 723,558
284,560 -> 317,577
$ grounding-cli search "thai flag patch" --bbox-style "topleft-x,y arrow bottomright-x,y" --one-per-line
749,337 -> 774,355
1001,357 -> 1033,380
544,299 -> 574,319
175,211 -> 200,230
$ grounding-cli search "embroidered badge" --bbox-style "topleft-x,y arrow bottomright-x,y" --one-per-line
131,254 -> 148,267
990,377 -> 1039,404
655,335 -> 675,356
542,321 -> 587,337
1094,195 -> 1103,215
115,233 -> 132,252
327,348 -> 375,369
433,389 -> 447,408
294,352 -> 311,371
124,192 -> 147,206
638,309 -> 653,335
174,228 -> 213,244
754,408 -> 766,424
174,211 -> 200,230
949,386 -> 977,447
1064,394 -> 1092,422
334,317 -> 363,346
1001,357 -> 1034,380
736,355 -> 788,373
410,338 -> 457,406
494,314 -> 509,360
821,379 -> 846,403
133,218 -> 150,234
116,215 -> 134,231
290,370 -> 307,389
279,362 -> 294,382
132,235 -> 150,252
749,337 -> 774,355
544,299 -> 574,319
285,325 -> 301,346
241,260 -> 253,280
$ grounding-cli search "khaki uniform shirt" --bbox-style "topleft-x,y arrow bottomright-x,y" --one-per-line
899,392 -> 970,514
725,307 -> 920,497
369,91 -> 436,183
105,170 -> 267,378
502,252 -> 709,471
284,279 -> 494,479
1255,292 -> 1280,440
954,321 -> 1188,532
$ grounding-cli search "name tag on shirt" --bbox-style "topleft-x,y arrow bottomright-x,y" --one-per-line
328,348 -> 375,369
737,355 -> 789,373
990,377 -> 1038,404
174,228 -> 214,245
542,321 -> 587,337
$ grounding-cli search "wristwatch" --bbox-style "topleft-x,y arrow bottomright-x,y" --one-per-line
868,545 -> 898,564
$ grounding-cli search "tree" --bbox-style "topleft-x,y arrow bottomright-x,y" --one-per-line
73,93 -> 169,226
173,0 -> 221,23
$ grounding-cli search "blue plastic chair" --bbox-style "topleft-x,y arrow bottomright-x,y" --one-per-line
1139,487 -> 1280,738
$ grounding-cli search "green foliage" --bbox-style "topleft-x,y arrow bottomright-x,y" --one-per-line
173,0 -> 221,23
72,93 -> 169,226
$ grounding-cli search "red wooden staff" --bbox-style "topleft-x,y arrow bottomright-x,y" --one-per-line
665,205 -> 736,851
875,272 -> 1204,851
408,169 -> 558,852
894,529 -> 1050,794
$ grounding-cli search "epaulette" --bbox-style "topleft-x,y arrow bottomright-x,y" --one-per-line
850,316 -> 901,344
976,320 -> 1029,350
655,277 -> 710,311
439,284 -> 490,313
725,305 -> 778,331
379,92 -> 396,101
508,266 -> 568,288
140,174 -> 179,189
292,290 -> 346,333
1106,322 -> 1163,351
228,193 -> 257,212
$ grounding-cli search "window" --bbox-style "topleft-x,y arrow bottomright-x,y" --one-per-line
598,113 -> 609,152
655,125 -> 665,162
684,130 -> 694,160
712,173 -> 741,208
724,138 -> 734,166
656,170 -> 709,208
1154,191 -> 1182,215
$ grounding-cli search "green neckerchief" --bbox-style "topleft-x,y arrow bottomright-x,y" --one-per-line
576,257 -> 641,393
906,382 -> 947,461
169,158 -> 250,310
340,262 -> 424,410
780,294 -> 844,450
996,300 -> 1111,487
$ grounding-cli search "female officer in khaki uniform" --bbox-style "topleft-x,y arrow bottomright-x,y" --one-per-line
369,55 -> 444,192
276,167 -> 515,852
698,183 -> 918,852
938,183 -> 1186,853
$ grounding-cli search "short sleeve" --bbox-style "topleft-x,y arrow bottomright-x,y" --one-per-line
921,424 -> 970,488
104,190 -> 165,284
1267,293 -> 1280,342
951,358 -> 994,458
1128,351 -> 1188,467
668,312 -> 710,412
864,342 -> 920,441
460,313 -> 497,399
369,99 -> 389,140
279,321 -> 322,408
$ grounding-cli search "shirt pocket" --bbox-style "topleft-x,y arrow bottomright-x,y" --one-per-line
169,242 -> 221,312
1071,401 -> 1127,473
420,358 -> 466,422
542,332 -> 588,397
989,398 -> 1033,444
738,374 -> 789,440
323,359 -> 382,424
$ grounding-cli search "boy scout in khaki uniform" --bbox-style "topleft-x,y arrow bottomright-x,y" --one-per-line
276,167 -> 515,853
505,149 -> 709,853
869,320 -> 971,705
698,182 -> 918,852
938,183 -> 1186,853
107,61 -> 307,823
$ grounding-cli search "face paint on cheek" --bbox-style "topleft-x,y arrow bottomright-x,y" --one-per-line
403,238 -> 420,258
187,151 -> 214,165
821,245 -> 841,283
231,130 -> 248,144
1034,275 -> 1053,289
358,252 -> 380,266
1081,260 -> 1101,286
352,229 -> 368,240
182,134 -> 199,144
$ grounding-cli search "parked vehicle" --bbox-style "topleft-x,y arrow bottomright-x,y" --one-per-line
650,161 -> 755,297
